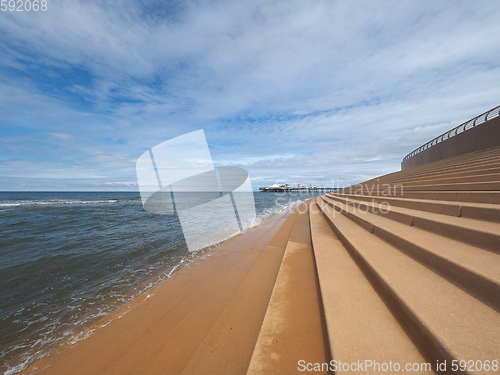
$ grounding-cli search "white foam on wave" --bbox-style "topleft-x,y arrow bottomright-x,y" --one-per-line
0,199 -> 118,208
243,199 -> 303,231
184,197 -> 304,254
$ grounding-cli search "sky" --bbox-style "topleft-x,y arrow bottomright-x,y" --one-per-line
0,0 -> 499,191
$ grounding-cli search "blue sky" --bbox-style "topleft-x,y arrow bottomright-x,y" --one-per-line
1,0 -> 499,191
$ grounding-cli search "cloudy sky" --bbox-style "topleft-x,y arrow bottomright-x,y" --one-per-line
1,0 -> 499,191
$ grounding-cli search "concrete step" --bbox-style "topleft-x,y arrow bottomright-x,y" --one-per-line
378,191 -> 500,204
358,146 -> 500,187
369,165 -> 500,186
131,212 -> 300,375
365,156 -> 500,184
316,198 -> 500,374
181,213 -> 302,374
247,203 -> 329,375
309,201 -> 433,374
371,156 -> 500,181
327,193 -> 500,223
325,195 -> 500,253
369,163 -> 500,184
400,180 -> 500,191
383,155 -> 500,181
366,171 -> 500,187
400,171 -> 500,185
343,180 -> 500,194
397,146 -> 500,174
107,250 -> 265,375
320,196 -> 500,311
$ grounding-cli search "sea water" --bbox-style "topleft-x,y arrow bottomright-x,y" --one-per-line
0,190 -> 324,374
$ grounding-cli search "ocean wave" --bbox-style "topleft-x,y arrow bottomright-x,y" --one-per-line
189,198 -> 303,253
244,199 -> 303,230
0,199 -> 119,208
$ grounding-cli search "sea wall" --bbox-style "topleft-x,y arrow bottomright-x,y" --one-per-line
401,115 -> 500,170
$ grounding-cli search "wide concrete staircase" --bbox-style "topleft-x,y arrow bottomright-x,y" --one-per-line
249,144 -> 499,375
22,146 -> 500,375
311,145 -> 500,375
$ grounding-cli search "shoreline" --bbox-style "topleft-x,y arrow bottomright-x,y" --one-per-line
18,205 -> 295,374
2,194 -> 309,375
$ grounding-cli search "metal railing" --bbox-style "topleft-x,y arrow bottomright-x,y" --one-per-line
402,105 -> 500,162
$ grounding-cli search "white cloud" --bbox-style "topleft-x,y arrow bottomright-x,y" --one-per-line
0,0 -> 499,190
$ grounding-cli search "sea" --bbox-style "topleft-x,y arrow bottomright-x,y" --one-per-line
0,190 -> 324,374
